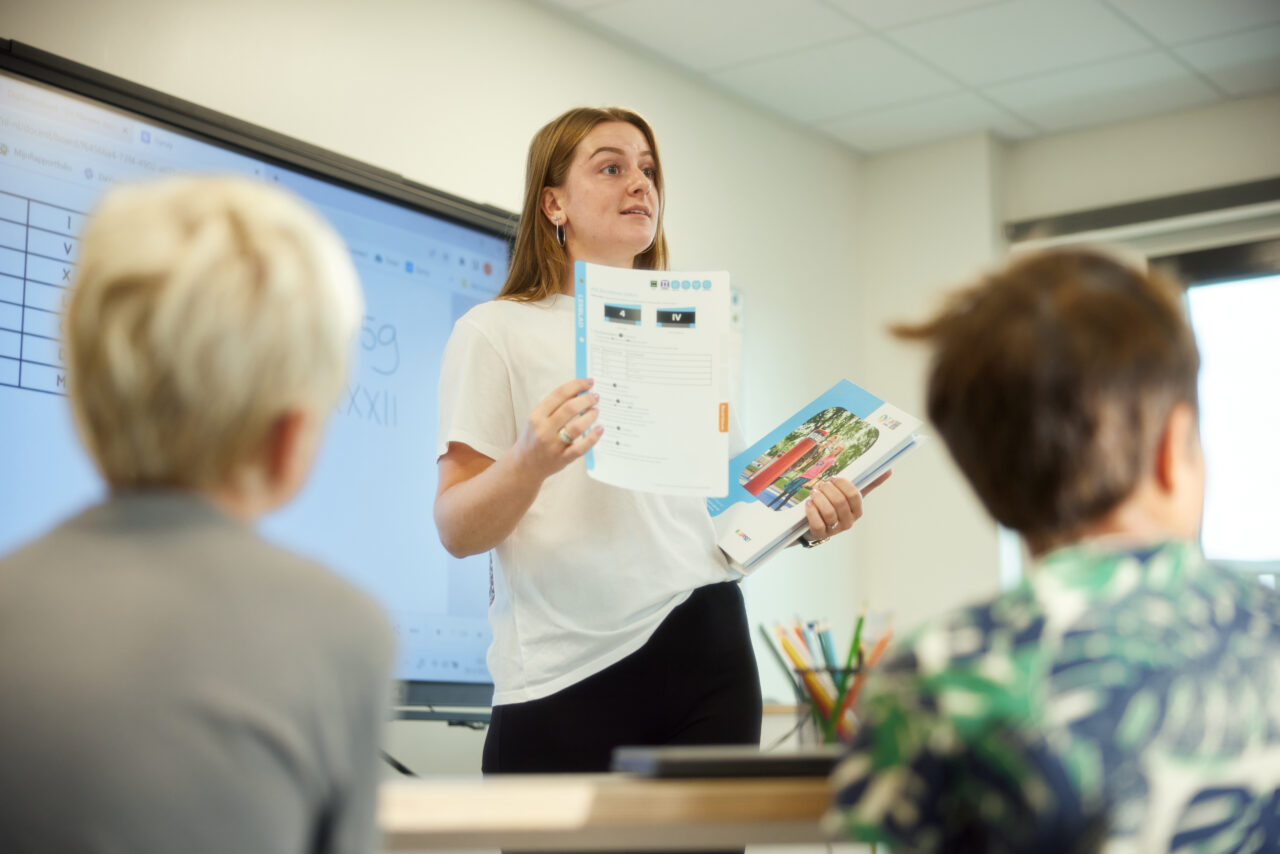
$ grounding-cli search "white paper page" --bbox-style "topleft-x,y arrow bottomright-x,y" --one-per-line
574,261 -> 730,496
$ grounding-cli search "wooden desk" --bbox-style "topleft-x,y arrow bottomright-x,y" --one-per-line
380,773 -> 835,851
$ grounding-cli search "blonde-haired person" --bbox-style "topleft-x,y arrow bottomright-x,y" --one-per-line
435,107 -> 887,775
0,177 -> 394,854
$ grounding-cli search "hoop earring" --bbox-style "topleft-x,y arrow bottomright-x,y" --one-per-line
555,221 -> 566,247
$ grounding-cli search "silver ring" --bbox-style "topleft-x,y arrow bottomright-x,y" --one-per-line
557,428 -> 573,445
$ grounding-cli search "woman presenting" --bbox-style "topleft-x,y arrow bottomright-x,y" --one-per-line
435,107 -> 884,774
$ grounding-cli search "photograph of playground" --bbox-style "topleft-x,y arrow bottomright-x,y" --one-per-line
738,407 -> 880,511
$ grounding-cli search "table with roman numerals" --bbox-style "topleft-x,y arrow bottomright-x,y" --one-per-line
0,189 -> 84,396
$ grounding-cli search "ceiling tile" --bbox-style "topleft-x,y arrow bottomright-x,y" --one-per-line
1104,0 -> 1280,45
985,51 -> 1221,132
709,35 -> 959,123
1176,24 -> 1280,96
820,91 -> 1037,152
888,0 -> 1151,86
537,0 -> 620,12
825,0 -> 1012,31
580,0 -> 862,72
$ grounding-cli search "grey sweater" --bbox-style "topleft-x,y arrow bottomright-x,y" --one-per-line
0,491 -> 394,854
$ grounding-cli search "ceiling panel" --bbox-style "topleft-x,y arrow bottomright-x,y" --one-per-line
539,0 -> 620,12
709,35 -> 959,123
888,0 -> 1152,86
824,0 -> 1011,30
821,91 -> 1037,152
1104,0 -> 1280,45
580,0 -> 862,73
985,51 -> 1220,132
1176,24 -> 1280,96
531,0 -> 1280,154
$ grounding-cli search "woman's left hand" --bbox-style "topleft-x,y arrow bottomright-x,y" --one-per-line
803,471 -> 892,542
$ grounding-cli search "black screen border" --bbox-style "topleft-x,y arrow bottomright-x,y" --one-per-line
0,38 -> 512,716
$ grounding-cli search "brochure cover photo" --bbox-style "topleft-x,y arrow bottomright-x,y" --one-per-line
708,379 -> 922,573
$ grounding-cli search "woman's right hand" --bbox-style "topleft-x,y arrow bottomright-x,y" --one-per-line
512,377 -> 604,480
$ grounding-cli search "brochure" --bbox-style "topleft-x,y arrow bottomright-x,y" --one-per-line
574,260 -> 731,496
707,379 -> 923,573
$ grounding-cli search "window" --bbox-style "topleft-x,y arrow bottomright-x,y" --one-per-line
1185,271 -> 1280,581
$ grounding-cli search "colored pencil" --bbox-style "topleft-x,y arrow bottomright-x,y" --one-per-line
834,605 -> 867,707
833,628 -> 893,733
756,623 -> 801,696
815,621 -> 839,669
845,607 -> 867,675
774,624 -> 836,717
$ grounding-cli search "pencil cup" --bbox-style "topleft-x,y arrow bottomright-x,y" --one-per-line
792,664 -> 861,745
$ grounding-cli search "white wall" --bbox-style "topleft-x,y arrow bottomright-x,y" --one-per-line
1005,91 -> 1280,221
851,133 -> 1006,634
4,0 -> 868,773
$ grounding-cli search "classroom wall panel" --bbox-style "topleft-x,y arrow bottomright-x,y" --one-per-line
1004,91 -> 1280,221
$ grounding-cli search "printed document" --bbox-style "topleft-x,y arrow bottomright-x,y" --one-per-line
574,261 -> 730,496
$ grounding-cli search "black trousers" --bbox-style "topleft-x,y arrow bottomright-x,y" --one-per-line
482,580 -> 762,774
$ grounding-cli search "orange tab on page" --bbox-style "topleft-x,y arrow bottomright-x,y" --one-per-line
719,403 -> 729,433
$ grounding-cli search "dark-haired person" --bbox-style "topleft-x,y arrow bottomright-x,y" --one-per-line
434,107 -> 889,776
0,177 -> 394,854
826,249 -> 1280,853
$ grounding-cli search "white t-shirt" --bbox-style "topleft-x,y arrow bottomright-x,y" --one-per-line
437,293 -> 737,705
